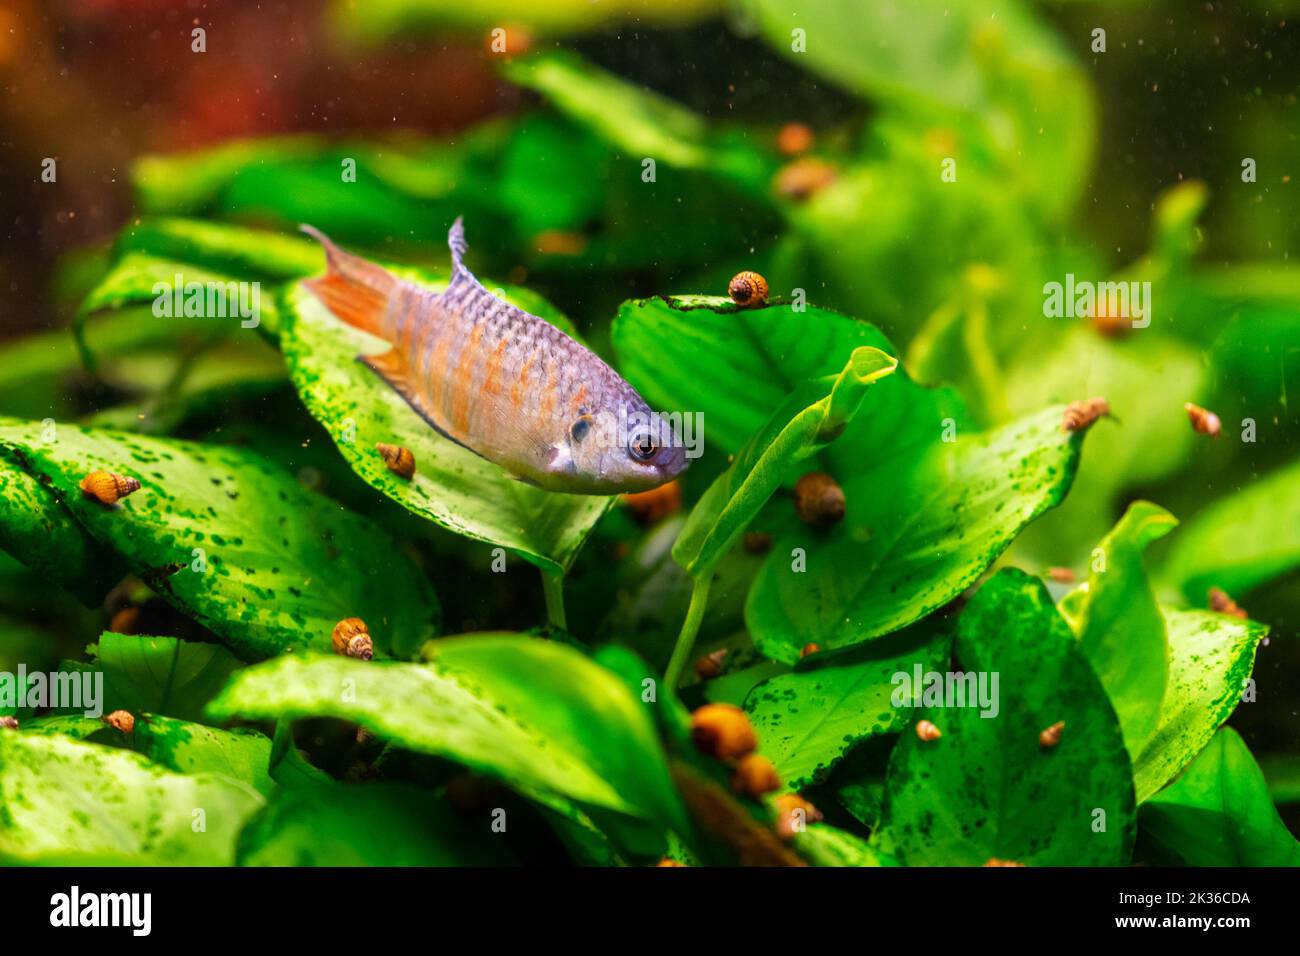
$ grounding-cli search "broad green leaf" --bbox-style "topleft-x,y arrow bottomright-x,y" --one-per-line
1133,609 -> 1267,802
0,732 -> 262,865
0,419 -> 439,660
0,446 -> 123,604
1159,456 -> 1300,603
280,277 -> 611,575
237,781 -> 513,866
135,714 -> 274,795
673,346 -> 898,578
1067,501 -> 1178,758
747,406 -> 1084,662
874,570 -> 1135,866
1140,728 -> 1300,866
207,635 -> 687,831
20,715 -> 111,739
114,218 -> 322,283
744,618 -> 951,789
613,297 -> 915,454
82,633 -> 244,724
503,52 -> 776,193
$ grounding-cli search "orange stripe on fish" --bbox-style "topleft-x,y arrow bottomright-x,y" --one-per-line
451,324 -> 484,433
483,338 -> 508,396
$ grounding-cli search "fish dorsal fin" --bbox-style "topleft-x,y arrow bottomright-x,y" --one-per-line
448,216 -> 469,277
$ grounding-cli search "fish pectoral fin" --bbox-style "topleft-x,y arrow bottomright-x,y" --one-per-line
360,349 -> 417,402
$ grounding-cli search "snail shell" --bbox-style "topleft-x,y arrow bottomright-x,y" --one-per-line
0,716 -> 18,730
694,649 -> 727,680
376,442 -> 416,479
690,703 -> 758,761
730,753 -> 782,798
800,643 -> 821,659
1208,587 -> 1248,620
1061,397 -> 1110,432
79,471 -> 141,505
793,471 -> 846,529
332,617 -> 374,660
915,719 -> 942,742
728,271 -> 769,308
1184,402 -> 1221,437
104,710 -> 135,733
1039,720 -> 1065,748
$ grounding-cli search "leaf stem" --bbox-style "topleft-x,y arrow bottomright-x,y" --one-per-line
664,575 -> 712,690
540,567 -> 568,630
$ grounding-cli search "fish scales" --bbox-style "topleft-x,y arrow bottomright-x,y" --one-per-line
301,218 -> 688,494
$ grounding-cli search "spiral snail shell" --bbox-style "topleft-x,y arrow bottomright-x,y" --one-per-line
915,719 -> 942,742
79,471 -> 141,505
376,442 -> 416,479
1184,402 -> 1221,437
104,710 -> 135,734
1061,397 -> 1110,432
728,271 -> 769,308
332,617 -> 374,660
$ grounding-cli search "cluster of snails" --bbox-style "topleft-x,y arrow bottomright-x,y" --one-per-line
914,716 -> 1064,750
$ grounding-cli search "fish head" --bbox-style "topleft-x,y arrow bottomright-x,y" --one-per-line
557,401 -> 690,494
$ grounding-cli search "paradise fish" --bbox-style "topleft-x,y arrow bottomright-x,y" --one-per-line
301,218 -> 688,494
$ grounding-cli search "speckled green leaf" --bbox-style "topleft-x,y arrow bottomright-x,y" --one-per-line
280,274 -> 611,575
1159,456 -> 1300,603
78,633 -> 244,724
0,419 -> 439,660
237,781 -> 513,866
135,714 -> 273,795
114,218 -> 322,284
673,346 -> 898,578
0,732 -> 263,865
1140,728 -> 1300,866
1133,609 -> 1267,802
874,570 -> 1135,866
795,823 -> 898,867
748,406 -> 1084,663
1067,501 -> 1178,758
207,635 -> 687,831
0,446 -> 122,604
744,618 -> 951,789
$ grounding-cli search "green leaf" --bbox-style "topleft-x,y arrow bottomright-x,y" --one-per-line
1133,609 -> 1267,802
237,781 -> 513,866
135,713 -> 274,795
747,406 -> 1084,662
744,618 -> 951,789
0,446 -> 123,604
1159,456 -> 1300,603
280,275 -> 611,574
0,419 -> 439,660
673,345 -> 898,578
874,570 -> 1135,866
114,218 -> 322,283
1067,501 -> 1178,758
613,297 -> 912,454
1140,728 -> 1300,866
794,823 -> 898,867
207,635 -> 687,831
86,633 -> 244,724
0,732 -> 262,865
502,52 -> 776,193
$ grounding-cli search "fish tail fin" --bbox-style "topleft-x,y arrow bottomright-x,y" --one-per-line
300,224 -> 394,338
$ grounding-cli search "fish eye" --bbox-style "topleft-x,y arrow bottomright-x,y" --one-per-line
570,415 -> 592,443
628,430 -> 659,462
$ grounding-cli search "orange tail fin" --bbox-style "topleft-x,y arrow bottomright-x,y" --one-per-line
300,225 -> 395,338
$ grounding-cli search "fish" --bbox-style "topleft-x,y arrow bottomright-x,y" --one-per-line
301,218 -> 688,494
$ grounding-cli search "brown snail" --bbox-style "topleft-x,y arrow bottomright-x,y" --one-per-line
1184,402 -> 1222,437
690,703 -> 758,762
728,271 -> 769,308
915,719 -> 942,742
1061,397 -> 1110,432
79,471 -> 141,505
694,649 -> 727,680
774,157 -> 838,201
104,710 -> 135,734
776,122 -> 814,157
1039,721 -> 1065,749
376,442 -> 416,479
774,793 -> 823,840
794,471 -> 846,529
1208,587 -> 1248,620
731,754 -> 782,798
800,643 -> 821,659
332,617 -> 374,660
0,716 -> 18,730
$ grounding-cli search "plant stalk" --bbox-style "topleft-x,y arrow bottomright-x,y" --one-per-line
664,575 -> 712,690
540,567 -> 568,630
